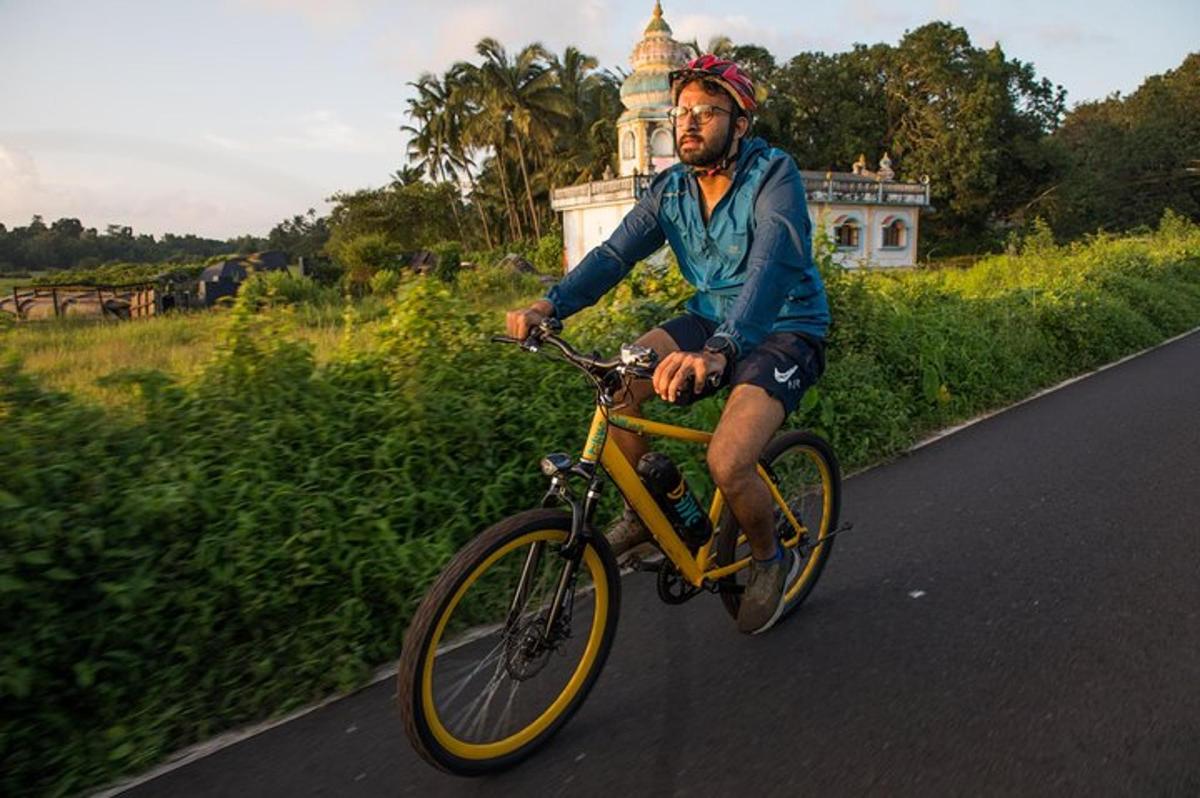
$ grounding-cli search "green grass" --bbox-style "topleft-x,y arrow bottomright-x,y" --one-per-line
2,217 -> 1199,796
0,273 -> 390,405
0,272 -> 47,294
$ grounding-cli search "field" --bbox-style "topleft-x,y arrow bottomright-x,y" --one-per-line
3,216 -> 1200,796
0,271 -> 47,294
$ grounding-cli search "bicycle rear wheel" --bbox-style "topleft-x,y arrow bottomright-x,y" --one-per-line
397,509 -> 620,775
713,430 -> 841,620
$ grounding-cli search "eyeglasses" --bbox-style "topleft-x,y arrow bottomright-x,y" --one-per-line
666,104 -> 732,125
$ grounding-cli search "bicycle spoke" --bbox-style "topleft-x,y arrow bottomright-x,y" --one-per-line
436,639 -> 507,712
493,679 -> 523,740
450,656 -> 507,734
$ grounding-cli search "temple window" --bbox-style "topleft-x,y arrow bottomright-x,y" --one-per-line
621,131 -> 636,160
834,219 -> 861,249
882,218 -> 907,248
650,127 -> 673,157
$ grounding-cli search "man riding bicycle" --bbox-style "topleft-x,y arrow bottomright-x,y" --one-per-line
507,55 -> 830,634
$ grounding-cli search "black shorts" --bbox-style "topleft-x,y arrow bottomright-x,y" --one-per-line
658,314 -> 826,415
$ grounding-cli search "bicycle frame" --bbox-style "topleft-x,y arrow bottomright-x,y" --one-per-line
580,405 -> 810,588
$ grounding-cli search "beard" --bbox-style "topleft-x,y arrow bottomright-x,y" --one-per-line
675,126 -> 730,167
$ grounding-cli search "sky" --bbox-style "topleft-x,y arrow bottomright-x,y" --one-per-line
1,0 -> 1197,240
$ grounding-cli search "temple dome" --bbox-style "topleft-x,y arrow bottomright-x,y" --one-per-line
620,1 -> 689,115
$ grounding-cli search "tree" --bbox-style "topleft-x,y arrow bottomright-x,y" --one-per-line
1045,52 -> 1200,238
880,24 -> 1065,242
324,181 -> 460,259
472,37 -> 571,239
267,209 -> 330,260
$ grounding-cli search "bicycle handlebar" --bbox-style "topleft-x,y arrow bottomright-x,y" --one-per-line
490,327 -> 651,380
490,323 -> 729,401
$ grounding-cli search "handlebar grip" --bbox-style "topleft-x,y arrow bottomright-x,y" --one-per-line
669,370 -> 725,407
490,335 -> 520,344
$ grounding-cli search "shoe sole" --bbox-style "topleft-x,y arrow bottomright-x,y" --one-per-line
748,549 -> 802,636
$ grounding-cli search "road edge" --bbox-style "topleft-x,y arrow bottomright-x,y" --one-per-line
92,322 -> 1200,797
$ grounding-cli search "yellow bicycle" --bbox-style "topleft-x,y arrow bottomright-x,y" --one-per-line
397,321 -> 843,775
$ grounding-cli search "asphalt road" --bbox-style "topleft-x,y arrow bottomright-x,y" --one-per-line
123,330 -> 1200,797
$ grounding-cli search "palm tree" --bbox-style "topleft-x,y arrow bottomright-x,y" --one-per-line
683,35 -> 735,59
452,58 -> 525,242
401,73 -> 468,243
473,37 -> 571,239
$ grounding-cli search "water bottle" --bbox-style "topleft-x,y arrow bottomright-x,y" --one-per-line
636,452 -> 713,548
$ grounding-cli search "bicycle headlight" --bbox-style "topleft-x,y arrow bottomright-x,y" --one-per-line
539,453 -> 573,476
620,344 -> 658,369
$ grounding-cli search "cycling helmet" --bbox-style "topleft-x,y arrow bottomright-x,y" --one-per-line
669,54 -> 758,115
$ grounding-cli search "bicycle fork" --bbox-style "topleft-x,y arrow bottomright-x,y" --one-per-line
506,461 -> 605,647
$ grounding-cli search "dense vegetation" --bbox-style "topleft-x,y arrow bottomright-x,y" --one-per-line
3,215 -> 1199,796
29,261 -> 207,287
4,30 -> 1195,280
0,219 -> 267,275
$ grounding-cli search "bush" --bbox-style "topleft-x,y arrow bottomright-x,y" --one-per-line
429,242 -> 461,283
235,271 -> 331,311
301,256 -> 344,287
456,265 -> 543,306
3,215 -> 1200,796
529,231 -> 565,275
368,269 -> 402,296
33,261 -> 205,286
326,232 -> 400,293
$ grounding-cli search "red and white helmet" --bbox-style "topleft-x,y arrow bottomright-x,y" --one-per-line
669,54 -> 758,114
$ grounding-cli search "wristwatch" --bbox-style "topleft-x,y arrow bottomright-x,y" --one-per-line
702,334 -> 738,363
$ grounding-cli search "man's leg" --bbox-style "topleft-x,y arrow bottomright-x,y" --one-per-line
603,327 -> 680,557
706,384 -> 786,560
607,326 -> 679,464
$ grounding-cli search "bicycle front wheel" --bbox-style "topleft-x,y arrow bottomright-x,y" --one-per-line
714,430 -> 842,621
397,509 -> 620,775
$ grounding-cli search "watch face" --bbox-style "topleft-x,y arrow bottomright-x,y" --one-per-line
704,337 -> 734,357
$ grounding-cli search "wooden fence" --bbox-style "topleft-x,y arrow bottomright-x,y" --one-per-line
2,281 -> 170,320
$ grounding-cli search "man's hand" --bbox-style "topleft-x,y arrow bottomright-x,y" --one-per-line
505,299 -> 555,341
652,350 -> 728,403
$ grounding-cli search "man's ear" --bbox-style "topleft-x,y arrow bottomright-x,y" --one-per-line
734,114 -> 750,140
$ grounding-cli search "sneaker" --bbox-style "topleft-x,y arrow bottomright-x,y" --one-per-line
604,508 -> 655,562
736,546 -> 801,635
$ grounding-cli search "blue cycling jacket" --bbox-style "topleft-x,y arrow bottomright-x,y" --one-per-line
545,136 -> 830,358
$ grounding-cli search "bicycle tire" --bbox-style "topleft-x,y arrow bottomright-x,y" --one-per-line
713,430 -> 842,621
397,509 -> 621,775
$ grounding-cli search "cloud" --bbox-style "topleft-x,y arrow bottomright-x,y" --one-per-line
203,132 -> 249,152
0,143 -> 95,226
0,144 -> 41,197
1026,22 -> 1117,49
669,12 -> 823,56
371,0 -> 628,83
227,0 -> 380,34
845,0 -> 915,30
934,0 -> 962,17
275,110 -> 366,152
0,134 -> 329,237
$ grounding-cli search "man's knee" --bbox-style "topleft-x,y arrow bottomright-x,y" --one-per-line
706,385 -> 784,492
706,438 -> 757,493
618,327 -> 678,407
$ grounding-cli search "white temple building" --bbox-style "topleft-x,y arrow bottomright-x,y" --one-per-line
550,1 -> 932,270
